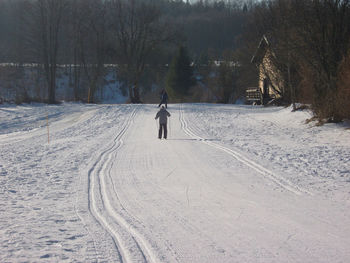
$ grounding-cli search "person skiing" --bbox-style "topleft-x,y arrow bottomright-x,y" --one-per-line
158,89 -> 169,108
155,106 -> 171,139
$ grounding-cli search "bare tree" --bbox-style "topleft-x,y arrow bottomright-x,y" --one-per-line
31,0 -> 67,104
293,0 -> 350,120
110,0 -> 173,103
77,0 -> 108,103
65,0 -> 84,101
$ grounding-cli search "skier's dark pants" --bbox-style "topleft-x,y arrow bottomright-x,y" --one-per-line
158,123 -> 167,139
158,100 -> 167,108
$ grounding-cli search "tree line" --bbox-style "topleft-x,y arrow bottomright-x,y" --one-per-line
0,0 -> 249,104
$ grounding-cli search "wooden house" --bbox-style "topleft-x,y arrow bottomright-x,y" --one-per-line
247,36 -> 285,105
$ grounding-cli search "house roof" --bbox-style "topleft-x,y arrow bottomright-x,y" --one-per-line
251,35 -> 270,64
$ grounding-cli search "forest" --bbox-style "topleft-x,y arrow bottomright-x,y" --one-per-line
0,0 -> 350,122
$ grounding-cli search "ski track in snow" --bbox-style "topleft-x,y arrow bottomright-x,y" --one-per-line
181,104 -> 350,200
86,106 -> 161,263
179,104 -> 312,196
0,104 -> 137,261
1,103 -> 350,262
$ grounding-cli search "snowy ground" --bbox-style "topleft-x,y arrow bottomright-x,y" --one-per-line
0,103 -> 349,262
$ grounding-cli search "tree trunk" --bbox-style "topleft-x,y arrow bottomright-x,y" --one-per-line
133,81 -> 141,103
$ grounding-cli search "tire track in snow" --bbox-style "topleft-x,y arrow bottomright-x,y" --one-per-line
87,106 -> 159,263
179,104 -> 312,196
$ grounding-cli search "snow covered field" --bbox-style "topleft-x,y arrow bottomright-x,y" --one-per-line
0,103 -> 349,262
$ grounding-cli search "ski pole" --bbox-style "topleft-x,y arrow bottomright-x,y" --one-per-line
169,117 -> 171,138
47,113 -> 49,144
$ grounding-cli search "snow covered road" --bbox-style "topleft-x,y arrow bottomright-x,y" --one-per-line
1,103 -> 350,262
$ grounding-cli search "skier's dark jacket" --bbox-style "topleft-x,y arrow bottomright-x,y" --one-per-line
161,91 -> 168,102
155,108 -> 170,124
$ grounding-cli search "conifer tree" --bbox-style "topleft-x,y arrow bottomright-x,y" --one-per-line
166,45 -> 195,98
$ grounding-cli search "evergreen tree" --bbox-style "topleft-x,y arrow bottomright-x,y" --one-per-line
166,45 -> 195,98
